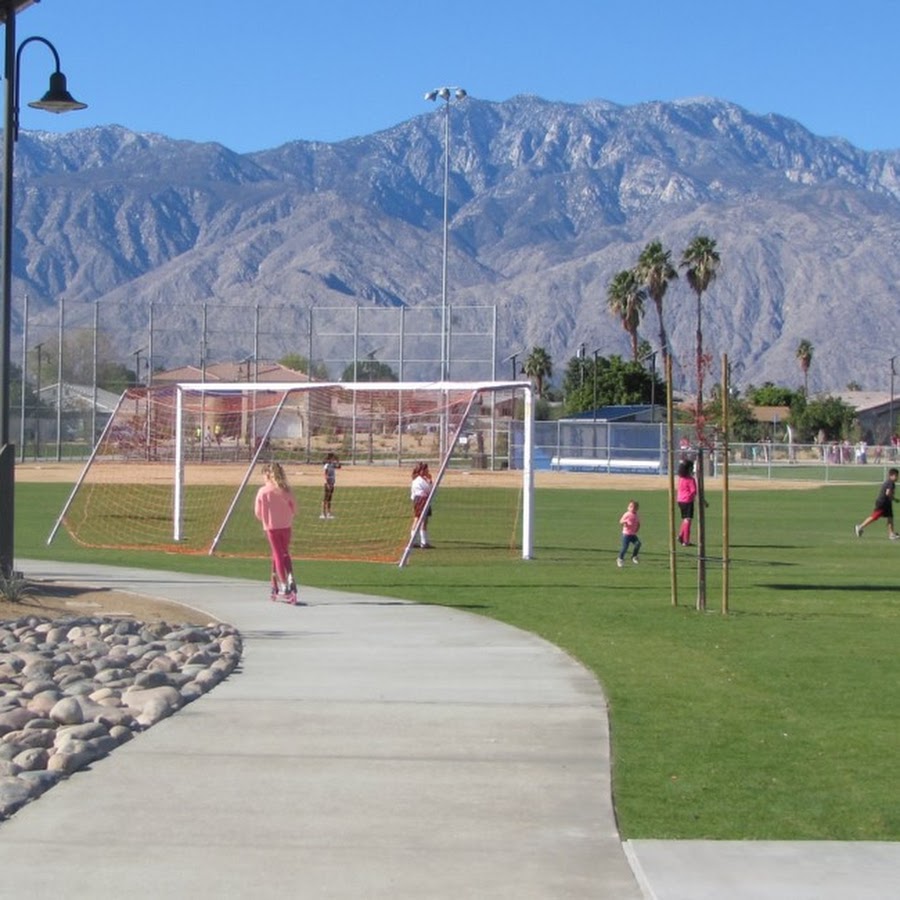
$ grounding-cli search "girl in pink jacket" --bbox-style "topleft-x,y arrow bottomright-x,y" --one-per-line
677,459 -> 698,546
254,462 -> 298,602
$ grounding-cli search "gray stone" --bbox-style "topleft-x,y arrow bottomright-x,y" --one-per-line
49,696 -> 84,725
13,747 -> 48,771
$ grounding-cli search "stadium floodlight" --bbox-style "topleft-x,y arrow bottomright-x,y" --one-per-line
424,85 -> 467,385
0,24 -> 86,576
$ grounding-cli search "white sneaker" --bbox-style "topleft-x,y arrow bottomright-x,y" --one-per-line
891,533 -> 900,541
326,513 -> 335,519
616,558 -> 624,568
854,524 -> 862,537
319,514 -> 327,519
632,557 -> 639,565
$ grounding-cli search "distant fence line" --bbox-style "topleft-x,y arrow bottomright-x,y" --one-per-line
22,298 -> 499,384
16,299 -> 500,461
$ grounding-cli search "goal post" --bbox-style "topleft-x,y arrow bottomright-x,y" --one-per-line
172,380 -> 534,565
51,379 -> 534,566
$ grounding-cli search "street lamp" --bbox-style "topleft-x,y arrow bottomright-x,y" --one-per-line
424,86 -> 466,382
0,23 -> 86,574
502,349 -> 525,382
131,347 -> 146,387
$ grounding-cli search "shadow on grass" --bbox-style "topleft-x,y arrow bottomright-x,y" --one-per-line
760,582 -> 900,592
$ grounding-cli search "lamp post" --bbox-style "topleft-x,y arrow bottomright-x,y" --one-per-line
502,350 -> 524,382
0,20 -> 86,575
891,356 -> 897,451
639,348 -> 659,422
424,86 -> 466,382
32,339 -> 41,458
592,348 -> 603,421
132,346 -> 145,387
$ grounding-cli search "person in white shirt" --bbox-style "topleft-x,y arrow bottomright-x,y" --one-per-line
410,461 -> 434,549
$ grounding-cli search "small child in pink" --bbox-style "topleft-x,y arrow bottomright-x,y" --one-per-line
617,500 -> 641,568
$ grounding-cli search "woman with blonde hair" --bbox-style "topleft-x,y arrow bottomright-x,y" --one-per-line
254,462 -> 298,603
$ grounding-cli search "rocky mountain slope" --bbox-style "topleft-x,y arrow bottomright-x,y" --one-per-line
12,95 -> 900,393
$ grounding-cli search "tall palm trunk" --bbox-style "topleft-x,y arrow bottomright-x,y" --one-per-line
695,292 -> 707,610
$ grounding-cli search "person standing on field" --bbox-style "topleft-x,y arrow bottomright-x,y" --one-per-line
254,462 -> 299,602
410,461 -> 434,549
855,468 -> 900,540
321,452 -> 340,519
677,459 -> 698,546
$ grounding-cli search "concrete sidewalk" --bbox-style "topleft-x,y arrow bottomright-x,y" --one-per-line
0,560 -> 642,899
2,560 -> 899,898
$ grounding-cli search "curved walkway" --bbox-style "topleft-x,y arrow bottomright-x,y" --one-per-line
2,561 -> 898,898
0,560 -> 641,899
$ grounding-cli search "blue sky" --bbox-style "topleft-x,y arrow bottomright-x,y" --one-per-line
10,0 -> 900,153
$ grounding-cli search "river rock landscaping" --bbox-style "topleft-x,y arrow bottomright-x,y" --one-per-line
0,614 -> 242,820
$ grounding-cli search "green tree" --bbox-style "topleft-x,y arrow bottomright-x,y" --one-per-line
680,235 -> 720,411
562,353 -> 664,415
792,395 -> 856,442
606,269 -> 646,360
704,386 -> 763,442
340,359 -> 398,382
97,361 -> 134,394
522,346 -> 553,398
746,383 -> 799,407
796,339 -> 814,396
635,240 -> 677,370
279,353 -> 330,381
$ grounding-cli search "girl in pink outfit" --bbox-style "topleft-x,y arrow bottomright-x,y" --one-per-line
677,459 -> 698,546
254,462 -> 298,602
617,500 -> 641,567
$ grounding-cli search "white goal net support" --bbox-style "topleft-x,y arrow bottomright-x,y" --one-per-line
51,380 -> 534,567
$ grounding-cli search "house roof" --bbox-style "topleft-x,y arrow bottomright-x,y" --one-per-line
751,405 -> 790,423
828,391 -> 893,413
151,362 -> 310,385
37,383 -> 122,414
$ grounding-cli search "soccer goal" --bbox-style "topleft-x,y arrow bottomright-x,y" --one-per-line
50,380 -> 534,567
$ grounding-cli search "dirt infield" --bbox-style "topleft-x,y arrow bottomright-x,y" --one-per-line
16,460 -> 817,491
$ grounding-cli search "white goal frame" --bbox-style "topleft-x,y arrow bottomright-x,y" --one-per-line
173,380 -> 535,562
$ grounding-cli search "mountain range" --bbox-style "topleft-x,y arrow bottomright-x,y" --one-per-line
11,94 -> 900,394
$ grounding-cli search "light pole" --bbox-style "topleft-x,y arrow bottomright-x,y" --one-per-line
424,86 -> 466,382
592,348 -> 603,421
639,348 -> 659,422
891,356 -> 897,450
132,346 -> 145,387
0,20 -> 86,575
32,339 -> 41,458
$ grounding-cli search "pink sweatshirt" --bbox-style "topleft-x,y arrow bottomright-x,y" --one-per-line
619,510 -> 640,536
677,476 -> 697,504
254,482 -> 296,530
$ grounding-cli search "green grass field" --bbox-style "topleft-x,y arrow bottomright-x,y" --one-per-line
16,478 -> 900,840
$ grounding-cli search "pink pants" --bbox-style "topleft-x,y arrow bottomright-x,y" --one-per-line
265,527 -> 293,584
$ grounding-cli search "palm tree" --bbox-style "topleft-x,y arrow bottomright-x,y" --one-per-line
635,240 -> 677,370
523,346 -> 553,398
796,339 -> 814,396
680,236 -> 720,405
606,269 -> 646,360
680,235 -> 720,612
